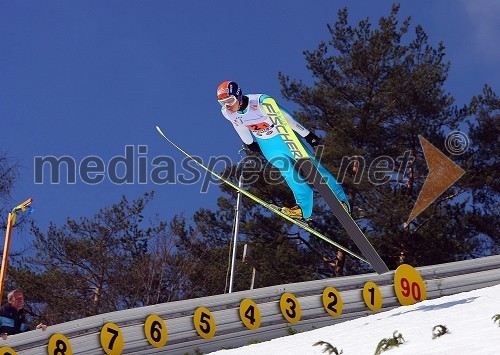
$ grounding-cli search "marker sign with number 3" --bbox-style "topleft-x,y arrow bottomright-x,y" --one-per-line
279,293 -> 301,324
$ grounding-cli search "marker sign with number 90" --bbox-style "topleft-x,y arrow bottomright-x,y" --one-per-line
394,264 -> 427,306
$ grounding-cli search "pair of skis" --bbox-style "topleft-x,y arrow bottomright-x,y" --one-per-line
156,125 -> 367,264
156,99 -> 389,274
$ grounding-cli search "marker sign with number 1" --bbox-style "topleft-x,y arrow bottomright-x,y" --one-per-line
363,281 -> 383,311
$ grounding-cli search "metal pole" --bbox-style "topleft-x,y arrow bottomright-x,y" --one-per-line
228,173 -> 244,293
0,198 -> 33,302
243,244 -> 259,290
0,212 -> 15,302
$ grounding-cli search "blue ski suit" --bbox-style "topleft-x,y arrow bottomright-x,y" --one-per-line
221,94 -> 350,219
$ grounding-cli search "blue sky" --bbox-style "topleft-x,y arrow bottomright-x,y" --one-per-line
1,1 -> 499,250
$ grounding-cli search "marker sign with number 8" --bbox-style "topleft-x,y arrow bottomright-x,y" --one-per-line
394,264 -> 427,306
48,333 -> 73,355
0,346 -> 17,355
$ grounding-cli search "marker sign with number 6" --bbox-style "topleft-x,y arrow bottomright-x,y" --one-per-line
144,314 -> 168,348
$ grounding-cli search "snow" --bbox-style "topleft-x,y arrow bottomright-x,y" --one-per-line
209,284 -> 500,354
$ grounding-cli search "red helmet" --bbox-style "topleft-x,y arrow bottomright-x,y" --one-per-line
217,81 -> 242,106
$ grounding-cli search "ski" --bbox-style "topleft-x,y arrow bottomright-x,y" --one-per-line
155,125 -> 369,265
260,98 -> 390,274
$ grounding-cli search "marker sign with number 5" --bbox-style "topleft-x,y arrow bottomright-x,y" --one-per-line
193,307 -> 216,339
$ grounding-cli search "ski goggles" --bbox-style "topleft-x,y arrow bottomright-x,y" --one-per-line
218,95 -> 238,107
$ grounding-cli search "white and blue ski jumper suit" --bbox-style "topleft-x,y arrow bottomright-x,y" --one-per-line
222,94 -> 350,219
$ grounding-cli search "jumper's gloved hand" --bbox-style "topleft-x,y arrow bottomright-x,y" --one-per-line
243,142 -> 262,155
304,131 -> 321,147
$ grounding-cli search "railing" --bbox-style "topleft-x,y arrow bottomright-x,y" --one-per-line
5,254 -> 500,354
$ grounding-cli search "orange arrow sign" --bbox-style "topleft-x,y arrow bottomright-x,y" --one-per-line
405,136 -> 465,227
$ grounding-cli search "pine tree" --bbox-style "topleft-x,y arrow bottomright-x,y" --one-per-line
278,4 -> 491,271
8,192 -> 182,323
457,86 -> 500,255
169,164 -> 323,295
0,152 -> 20,230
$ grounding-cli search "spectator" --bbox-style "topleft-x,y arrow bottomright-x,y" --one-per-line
0,289 -> 47,339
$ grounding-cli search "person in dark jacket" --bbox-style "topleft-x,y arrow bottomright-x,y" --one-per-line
0,289 -> 46,339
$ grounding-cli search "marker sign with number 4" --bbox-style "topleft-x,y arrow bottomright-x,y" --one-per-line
239,298 -> 261,330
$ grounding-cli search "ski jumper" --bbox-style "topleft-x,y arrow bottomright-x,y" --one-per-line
221,94 -> 350,219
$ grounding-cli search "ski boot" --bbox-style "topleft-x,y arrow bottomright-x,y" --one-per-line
340,201 -> 351,215
279,205 -> 312,223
